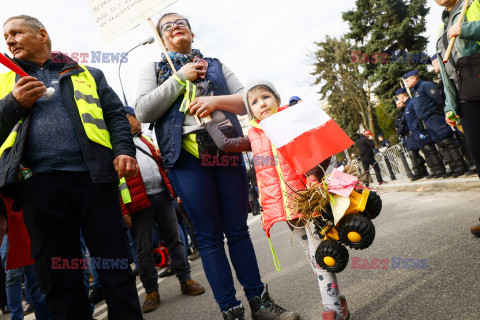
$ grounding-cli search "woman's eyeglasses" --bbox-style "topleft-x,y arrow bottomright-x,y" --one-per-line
161,19 -> 189,33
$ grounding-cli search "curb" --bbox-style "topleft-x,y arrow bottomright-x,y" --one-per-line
376,175 -> 480,193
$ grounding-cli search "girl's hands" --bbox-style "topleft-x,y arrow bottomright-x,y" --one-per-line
178,62 -> 206,82
306,175 -> 319,188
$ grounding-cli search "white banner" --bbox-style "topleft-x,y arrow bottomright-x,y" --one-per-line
86,0 -> 177,43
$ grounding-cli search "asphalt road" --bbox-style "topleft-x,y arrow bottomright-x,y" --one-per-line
9,189 -> 480,320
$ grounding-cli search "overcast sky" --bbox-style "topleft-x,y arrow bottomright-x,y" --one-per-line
1,0 -> 444,107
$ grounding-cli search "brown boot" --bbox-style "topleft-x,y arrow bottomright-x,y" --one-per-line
181,279 -> 205,295
471,220 -> 480,236
142,290 -> 160,313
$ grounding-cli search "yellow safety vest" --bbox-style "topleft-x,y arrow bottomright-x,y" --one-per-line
71,65 -> 112,149
0,65 -> 112,159
0,66 -> 132,204
438,0 -> 480,46
0,71 -> 20,159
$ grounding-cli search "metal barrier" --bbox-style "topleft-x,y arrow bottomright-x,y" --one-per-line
373,144 -> 412,179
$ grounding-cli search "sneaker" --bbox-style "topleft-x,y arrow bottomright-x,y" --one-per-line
222,304 -> 245,320
142,290 -> 160,313
321,295 -> 350,320
339,295 -> 350,319
1,305 -> 10,314
188,249 -> 201,261
180,279 -> 205,295
88,286 -> 105,305
158,265 -> 175,278
471,219 -> 480,237
248,284 -> 300,320
23,302 -> 34,315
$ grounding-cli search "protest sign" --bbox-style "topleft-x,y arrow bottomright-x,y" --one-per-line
86,0 -> 177,43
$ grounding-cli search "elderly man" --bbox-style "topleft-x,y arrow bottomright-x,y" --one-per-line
0,15 -> 143,319
434,0 -> 480,236
403,70 -> 468,178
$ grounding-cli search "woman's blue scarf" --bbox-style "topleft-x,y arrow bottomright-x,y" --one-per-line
156,49 -> 215,97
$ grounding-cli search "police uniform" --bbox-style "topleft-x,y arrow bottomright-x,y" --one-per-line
404,96 -> 445,178
395,88 -> 431,179
404,70 -> 468,177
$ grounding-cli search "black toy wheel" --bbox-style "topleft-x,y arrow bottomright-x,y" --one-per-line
363,190 -> 382,219
338,214 -> 375,250
315,240 -> 349,273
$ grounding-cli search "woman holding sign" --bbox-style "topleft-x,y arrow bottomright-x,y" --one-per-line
135,13 -> 299,320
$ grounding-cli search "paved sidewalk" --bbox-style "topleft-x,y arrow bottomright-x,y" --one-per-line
375,173 -> 480,192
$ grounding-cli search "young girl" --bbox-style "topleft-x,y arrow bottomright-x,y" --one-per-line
204,80 -> 350,320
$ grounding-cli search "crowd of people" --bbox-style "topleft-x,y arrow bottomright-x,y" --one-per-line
0,1 -> 479,319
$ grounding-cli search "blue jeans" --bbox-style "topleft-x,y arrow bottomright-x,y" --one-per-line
1,235 -> 50,320
127,230 -> 139,269
178,224 -> 188,257
168,149 -> 264,311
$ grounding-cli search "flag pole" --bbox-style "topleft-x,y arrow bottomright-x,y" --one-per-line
399,78 -> 412,98
443,0 -> 470,63
147,18 -> 208,125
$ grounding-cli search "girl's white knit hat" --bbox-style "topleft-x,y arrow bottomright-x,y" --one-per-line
242,80 -> 281,117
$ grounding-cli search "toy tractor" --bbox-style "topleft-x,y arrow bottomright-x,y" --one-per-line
314,188 -> 382,273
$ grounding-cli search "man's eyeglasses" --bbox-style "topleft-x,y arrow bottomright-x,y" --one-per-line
160,19 -> 189,33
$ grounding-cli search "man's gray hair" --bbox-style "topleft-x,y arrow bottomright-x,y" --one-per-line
4,15 -> 51,49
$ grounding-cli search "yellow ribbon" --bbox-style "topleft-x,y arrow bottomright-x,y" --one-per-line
268,238 -> 282,272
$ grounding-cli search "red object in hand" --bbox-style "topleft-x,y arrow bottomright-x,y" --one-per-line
0,52 -> 29,77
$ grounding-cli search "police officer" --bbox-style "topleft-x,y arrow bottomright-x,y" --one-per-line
403,70 -> 468,177
394,89 -> 431,180
396,87 -> 446,178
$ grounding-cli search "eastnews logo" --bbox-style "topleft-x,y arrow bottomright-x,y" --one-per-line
52,51 -> 128,64
351,257 -> 429,270
51,257 -> 129,270
351,51 -> 431,64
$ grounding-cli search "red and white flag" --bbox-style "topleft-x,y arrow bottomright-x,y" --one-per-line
260,101 -> 354,175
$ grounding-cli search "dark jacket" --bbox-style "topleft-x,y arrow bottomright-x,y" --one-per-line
395,107 -> 409,137
411,79 -> 445,120
0,53 -> 135,193
154,58 -> 244,168
356,135 -> 375,160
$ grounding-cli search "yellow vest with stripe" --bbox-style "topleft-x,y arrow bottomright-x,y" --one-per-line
0,65 -> 131,203
466,0 -> 480,34
0,65 -> 111,159
0,71 -> 19,159
438,0 -> 480,46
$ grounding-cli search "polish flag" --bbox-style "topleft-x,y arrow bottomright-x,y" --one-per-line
260,101 -> 354,175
